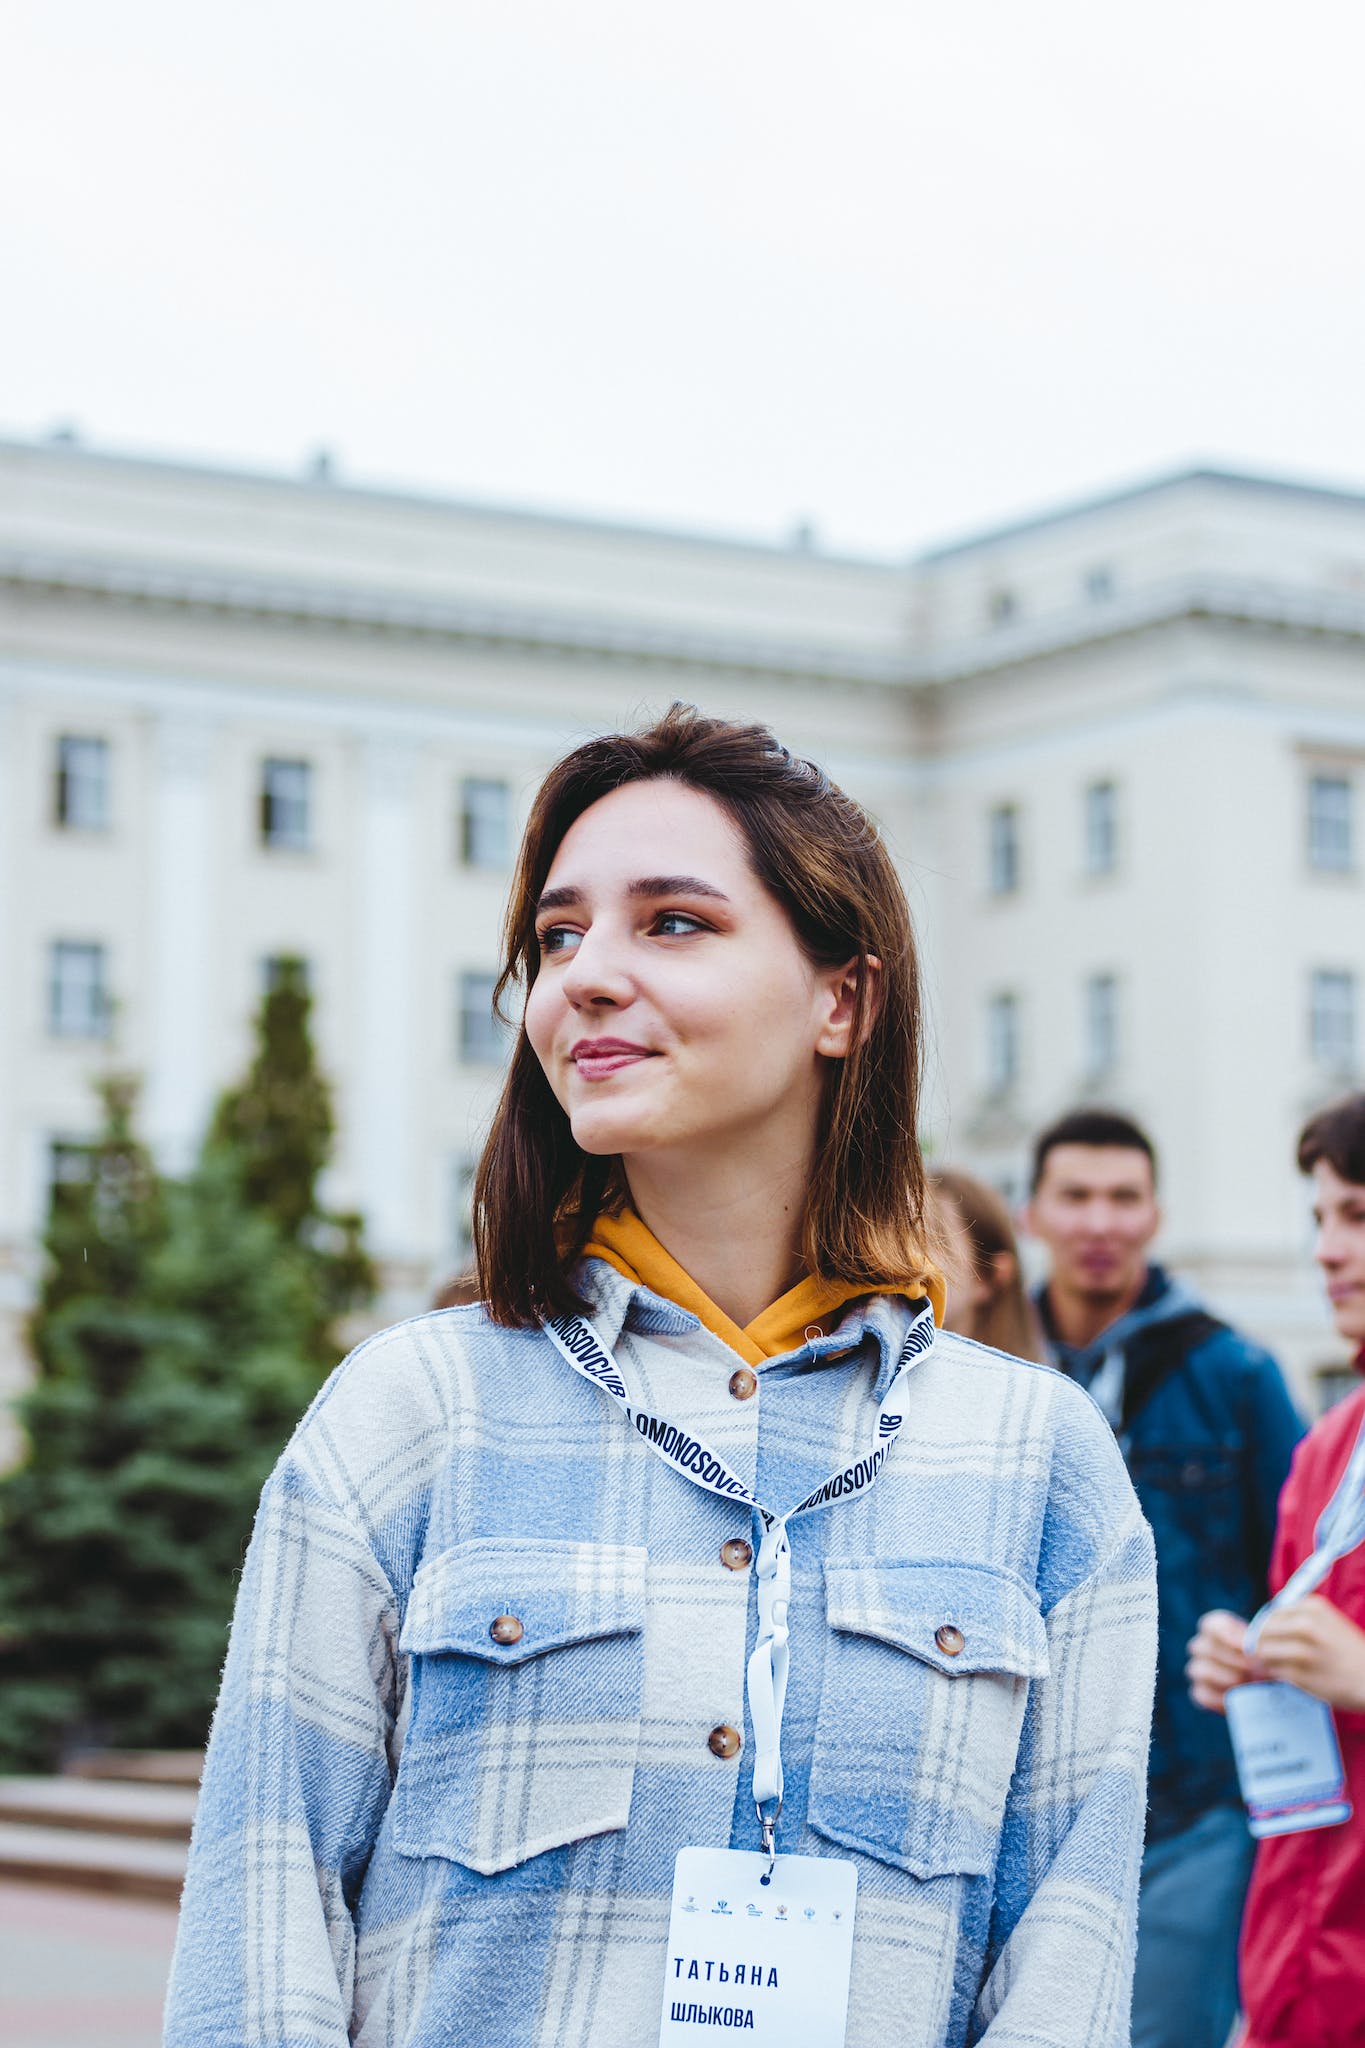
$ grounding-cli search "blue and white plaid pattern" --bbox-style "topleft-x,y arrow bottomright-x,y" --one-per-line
164,1265 -> 1157,2047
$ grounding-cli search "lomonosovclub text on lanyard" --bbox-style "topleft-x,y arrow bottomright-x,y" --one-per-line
542,1296 -> 937,1862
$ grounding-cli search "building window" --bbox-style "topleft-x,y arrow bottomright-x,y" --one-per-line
1314,1362 -> 1360,1416
1084,565 -> 1115,602
460,778 -> 512,869
54,735 -> 110,831
458,970 -> 504,1064
261,954 -> 311,995
1310,969 -> 1357,1073
48,1137 -> 92,1201
986,992 -> 1020,1096
451,1157 -> 476,1269
49,941 -> 111,1039
987,804 -> 1020,896
1084,973 -> 1120,1079
1307,773 -> 1353,872
1084,780 -> 1119,876
259,758 -> 312,851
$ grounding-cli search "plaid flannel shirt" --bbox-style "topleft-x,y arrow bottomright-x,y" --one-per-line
164,1264 -> 1156,2048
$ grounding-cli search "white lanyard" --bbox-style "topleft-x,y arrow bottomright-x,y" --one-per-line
1247,1407 -> 1365,1651
543,1298 -> 936,1861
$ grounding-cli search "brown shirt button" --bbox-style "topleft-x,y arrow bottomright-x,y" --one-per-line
708,1723 -> 743,1759
489,1614 -> 524,1646
935,1623 -> 965,1657
728,1367 -> 758,1402
720,1538 -> 753,1572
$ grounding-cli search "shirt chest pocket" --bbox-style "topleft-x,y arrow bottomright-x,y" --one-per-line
808,1558 -> 1049,1880
394,1536 -> 648,1875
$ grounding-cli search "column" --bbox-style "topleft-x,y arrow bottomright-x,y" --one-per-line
145,713 -> 217,1175
355,734 -> 420,1261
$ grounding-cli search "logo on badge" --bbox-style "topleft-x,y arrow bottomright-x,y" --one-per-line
746,1903 -> 763,1918
711,1899 -> 733,1916
682,1896 -> 699,1913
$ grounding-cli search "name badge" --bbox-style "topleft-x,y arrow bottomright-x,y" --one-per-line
660,1847 -> 858,2045
1225,1680 -> 1353,1838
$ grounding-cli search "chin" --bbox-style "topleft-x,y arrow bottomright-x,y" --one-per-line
568,1109 -> 653,1157
1333,1307 -> 1365,1349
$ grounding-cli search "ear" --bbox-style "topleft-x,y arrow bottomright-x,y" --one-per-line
815,956 -> 881,1060
988,1249 -> 1017,1295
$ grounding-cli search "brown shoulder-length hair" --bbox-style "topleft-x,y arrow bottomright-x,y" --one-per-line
930,1167 -> 1044,1362
474,703 -> 932,1325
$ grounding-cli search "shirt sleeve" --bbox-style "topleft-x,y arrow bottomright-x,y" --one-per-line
162,1456 -> 401,2048
971,1433 -> 1159,2044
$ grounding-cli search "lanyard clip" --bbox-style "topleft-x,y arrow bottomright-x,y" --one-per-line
756,1797 -> 781,1882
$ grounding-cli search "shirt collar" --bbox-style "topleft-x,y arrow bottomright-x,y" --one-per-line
574,1256 -> 926,1403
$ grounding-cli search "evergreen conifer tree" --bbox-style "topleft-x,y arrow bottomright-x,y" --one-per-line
0,972 -> 375,1770
207,957 -> 375,1343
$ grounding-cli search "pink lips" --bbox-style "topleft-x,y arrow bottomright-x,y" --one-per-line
570,1038 -> 656,1078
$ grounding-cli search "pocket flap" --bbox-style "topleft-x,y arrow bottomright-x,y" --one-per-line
824,1557 -> 1049,1679
401,1537 -> 648,1664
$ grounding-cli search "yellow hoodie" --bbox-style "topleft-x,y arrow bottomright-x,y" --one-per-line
582,1207 -> 944,1367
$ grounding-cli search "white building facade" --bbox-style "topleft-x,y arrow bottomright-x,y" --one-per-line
3,439 -> 1363,1445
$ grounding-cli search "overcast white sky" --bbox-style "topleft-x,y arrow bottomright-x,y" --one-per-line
6,1 -> 1365,556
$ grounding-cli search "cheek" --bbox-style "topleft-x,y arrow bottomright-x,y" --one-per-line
522,978 -> 559,1065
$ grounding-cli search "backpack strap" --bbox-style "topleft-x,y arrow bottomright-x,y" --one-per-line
1119,1311 -> 1227,1433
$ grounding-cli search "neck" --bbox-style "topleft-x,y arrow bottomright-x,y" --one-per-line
623,1148 -> 812,1329
1045,1267 -> 1149,1351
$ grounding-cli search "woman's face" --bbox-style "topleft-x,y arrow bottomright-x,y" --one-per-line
524,779 -> 859,1173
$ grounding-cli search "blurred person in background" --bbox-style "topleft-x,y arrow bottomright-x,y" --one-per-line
931,1166 -> 1044,1360
1189,1093 -> 1365,2048
1024,1107 -> 1303,2048
164,708 -> 1158,2048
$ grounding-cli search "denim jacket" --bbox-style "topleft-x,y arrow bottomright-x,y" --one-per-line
165,1267 -> 1156,2048
1039,1265 -> 1305,1840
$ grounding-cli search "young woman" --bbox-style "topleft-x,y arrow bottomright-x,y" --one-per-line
931,1167 -> 1045,1361
166,706 -> 1156,2048
1188,1093 -> 1365,2048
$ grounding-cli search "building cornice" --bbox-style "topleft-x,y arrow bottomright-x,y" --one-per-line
917,572 -> 1365,683
918,462 -> 1365,562
0,548 -> 911,688
5,550 -> 1365,690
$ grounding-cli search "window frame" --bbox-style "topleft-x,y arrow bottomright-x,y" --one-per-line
987,803 -> 1021,898
459,777 -> 512,870
1083,971 -> 1120,1080
985,990 -> 1021,1097
48,940 -> 111,1040
1309,967 -> 1357,1074
259,757 -> 313,853
1083,779 -> 1119,878
1307,771 -> 1353,874
457,968 -> 505,1066
54,734 -> 111,832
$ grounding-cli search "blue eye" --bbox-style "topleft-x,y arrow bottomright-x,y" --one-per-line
654,911 -> 705,937
538,926 -> 582,955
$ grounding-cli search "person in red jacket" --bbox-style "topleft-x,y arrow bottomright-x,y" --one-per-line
1188,1091 -> 1365,2048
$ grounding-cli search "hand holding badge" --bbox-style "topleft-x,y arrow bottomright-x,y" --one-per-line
1225,1411 -> 1365,1839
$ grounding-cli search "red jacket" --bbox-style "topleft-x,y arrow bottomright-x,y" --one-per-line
1241,1374 -> 1365,2048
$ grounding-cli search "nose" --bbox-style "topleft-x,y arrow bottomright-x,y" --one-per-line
1316,1216 -> 1346,1269
559,921 -> 634,1010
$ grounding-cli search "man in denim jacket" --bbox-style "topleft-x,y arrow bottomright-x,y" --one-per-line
1026,1108 -> 1304,2048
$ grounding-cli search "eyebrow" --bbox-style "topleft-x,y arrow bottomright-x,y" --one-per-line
535,875 -> 732,916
